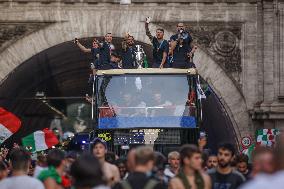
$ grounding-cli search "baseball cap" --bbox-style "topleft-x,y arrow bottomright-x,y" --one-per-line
91,137 -> 107,149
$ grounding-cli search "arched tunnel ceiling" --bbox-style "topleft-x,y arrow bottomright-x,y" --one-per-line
0,37 -> 235,150
0,37 -> 153,145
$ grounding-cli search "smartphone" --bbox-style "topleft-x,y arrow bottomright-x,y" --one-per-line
200,131 -> 206,139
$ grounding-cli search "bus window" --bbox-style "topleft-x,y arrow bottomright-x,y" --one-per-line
96,75 -> 197,129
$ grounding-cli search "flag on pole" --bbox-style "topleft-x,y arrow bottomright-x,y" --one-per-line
197,75 -> 206,100
0,107 -> 21,144
22,128 -> 59,152
242,144 -> 255,162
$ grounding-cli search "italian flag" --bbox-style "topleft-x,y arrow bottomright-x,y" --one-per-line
242,144 -> 255,162
0,107 -> 21,144
22,128 -> 59,152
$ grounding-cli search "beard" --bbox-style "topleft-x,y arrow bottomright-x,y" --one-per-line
218,160 -> 230,168
207,164 -> 213,169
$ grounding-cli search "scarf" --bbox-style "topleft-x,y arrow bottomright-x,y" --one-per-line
176,170 -> 204,189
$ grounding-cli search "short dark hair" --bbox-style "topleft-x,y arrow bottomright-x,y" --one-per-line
105,33 -> 112,36
115,158 -> 126,166
10,148 -> 30,171
218,143 -> 236,156
180,144 -> 201,166
154,152 -> 166,170
236,154 -> 249,164
156,28 -> 164,33
37,153 -> 47,163
135,146 -> 155,166
47,149 -> 65,168
128,35 -> 134,40
70,154 -> 105,188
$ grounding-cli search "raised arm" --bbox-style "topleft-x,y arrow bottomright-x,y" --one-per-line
74,38 -> 91,53
145,17 -> 154,42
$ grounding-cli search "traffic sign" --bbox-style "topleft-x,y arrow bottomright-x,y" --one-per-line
241,136 -> 252,148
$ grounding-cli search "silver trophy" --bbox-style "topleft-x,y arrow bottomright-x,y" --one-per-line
134,45 -> 145,69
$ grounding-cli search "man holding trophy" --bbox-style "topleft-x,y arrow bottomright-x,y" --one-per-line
145,17 -> 169,68
121,33 -> 137,69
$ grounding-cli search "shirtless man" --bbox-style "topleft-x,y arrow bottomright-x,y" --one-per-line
91,138 -> 120,186
169,144 -> 211,189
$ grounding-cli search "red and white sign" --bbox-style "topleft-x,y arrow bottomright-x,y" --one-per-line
241,136 -> 252,148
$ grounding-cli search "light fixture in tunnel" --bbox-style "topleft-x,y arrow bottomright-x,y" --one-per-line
35,91 -> 67,119
120,0 -> 131,5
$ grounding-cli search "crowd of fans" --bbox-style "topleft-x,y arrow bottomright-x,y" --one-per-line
0,133 -> 283,189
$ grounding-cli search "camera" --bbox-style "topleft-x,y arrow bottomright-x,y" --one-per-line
145,17 -> 151,24
90,62 -> 95,69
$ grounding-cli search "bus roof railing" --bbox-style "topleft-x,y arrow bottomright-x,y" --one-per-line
96,68 -> 197,76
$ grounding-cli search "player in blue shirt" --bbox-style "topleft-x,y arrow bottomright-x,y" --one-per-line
145,17 -> 169,68
121,33 -> 137,69
75,33 -> 115,70
170,23 -> 197,68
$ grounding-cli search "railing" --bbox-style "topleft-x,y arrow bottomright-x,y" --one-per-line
98,105 -> 196,117
0,0 -> 257,3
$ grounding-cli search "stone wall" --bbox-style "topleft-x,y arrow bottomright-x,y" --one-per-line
251,0 -> 284,132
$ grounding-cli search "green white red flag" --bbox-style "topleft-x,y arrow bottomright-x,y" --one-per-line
22,128 -> 59,152
0,107 -> 21,144
242,144 -> 255,162
256,129 -> 280,147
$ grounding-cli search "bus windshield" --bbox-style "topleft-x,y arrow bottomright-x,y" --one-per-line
96,74 -> 198,129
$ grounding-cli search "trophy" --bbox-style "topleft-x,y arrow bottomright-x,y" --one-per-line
134,45 -> 145,69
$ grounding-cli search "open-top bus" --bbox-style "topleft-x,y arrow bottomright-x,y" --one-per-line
91,68 -> 202,155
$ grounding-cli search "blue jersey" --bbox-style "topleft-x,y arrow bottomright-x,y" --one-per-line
121,46 -> 136,69
151,37 -> 169,64
170,32 -> 192,65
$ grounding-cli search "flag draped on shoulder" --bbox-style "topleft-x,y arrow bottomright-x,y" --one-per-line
22,128 -> 59,152
0,107 -> 21,144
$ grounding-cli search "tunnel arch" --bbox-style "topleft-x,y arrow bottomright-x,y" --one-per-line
0,20 -> 249,148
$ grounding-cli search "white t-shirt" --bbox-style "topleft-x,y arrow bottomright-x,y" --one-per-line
164,167 -> 175,178
0,175 -> 44,189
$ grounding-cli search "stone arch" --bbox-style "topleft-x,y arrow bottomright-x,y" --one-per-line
0,19 -> 249,145
195,49 -> 249,143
